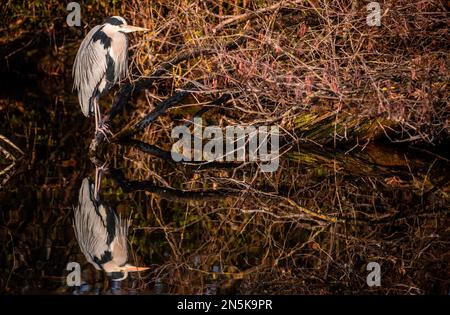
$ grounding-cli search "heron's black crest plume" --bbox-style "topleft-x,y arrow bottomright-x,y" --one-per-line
104,17 -> 125,26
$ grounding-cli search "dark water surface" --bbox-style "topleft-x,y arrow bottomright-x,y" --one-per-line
1,69 -> 449,295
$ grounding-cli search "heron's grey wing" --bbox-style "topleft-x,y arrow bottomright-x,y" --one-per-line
110,213 -> 130,267
73,178 -> 109,270
72,25 -> 108,117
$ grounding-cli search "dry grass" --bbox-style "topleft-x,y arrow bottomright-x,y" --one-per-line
123,0 -> 449,144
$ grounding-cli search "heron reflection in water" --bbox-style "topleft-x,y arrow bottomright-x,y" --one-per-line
73,176 -> 148,281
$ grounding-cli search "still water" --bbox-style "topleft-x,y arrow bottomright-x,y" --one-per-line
1,69 -> 449,294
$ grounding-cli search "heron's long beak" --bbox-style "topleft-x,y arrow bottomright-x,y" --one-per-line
125,265 -> 150,272
121,25 -> 149,33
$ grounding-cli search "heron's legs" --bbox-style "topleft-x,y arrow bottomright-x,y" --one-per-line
93,97 -> 112,141
94,160 -> 109,201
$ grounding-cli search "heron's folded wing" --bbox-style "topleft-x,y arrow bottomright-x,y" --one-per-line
72,25 -> 108,117
73,178 -> 109,270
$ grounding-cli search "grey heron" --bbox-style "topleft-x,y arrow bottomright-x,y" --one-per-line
73,16 -> 148,138
73,177 -> 148,281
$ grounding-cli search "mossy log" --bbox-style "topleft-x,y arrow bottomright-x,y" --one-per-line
294,111 -> 396,145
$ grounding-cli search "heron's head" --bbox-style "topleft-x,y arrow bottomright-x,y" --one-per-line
104,262 -> 149,281
104,16 -> 149,34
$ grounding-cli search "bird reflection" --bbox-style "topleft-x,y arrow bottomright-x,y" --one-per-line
73,176 -> 148,282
